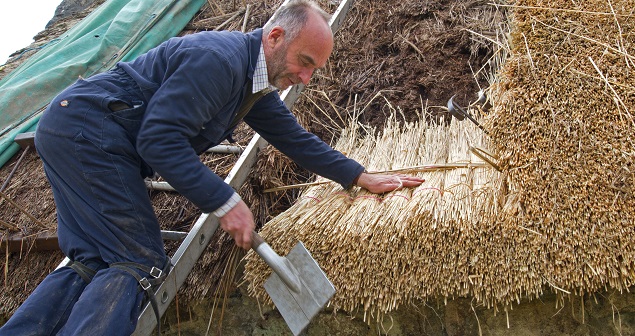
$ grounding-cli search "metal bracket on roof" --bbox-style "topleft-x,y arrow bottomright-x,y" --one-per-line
447,94 -> 490,135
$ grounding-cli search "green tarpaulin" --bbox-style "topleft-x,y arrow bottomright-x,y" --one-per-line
0,0 -> 206,167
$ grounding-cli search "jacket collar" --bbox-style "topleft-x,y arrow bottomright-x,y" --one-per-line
245,28 -> 264,81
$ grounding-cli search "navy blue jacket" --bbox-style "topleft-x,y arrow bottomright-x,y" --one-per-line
118,29 -> 364,213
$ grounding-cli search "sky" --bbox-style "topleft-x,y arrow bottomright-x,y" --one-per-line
0,1 -> 60,64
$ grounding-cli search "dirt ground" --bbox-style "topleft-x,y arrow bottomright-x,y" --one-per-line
0,0 -> 501,330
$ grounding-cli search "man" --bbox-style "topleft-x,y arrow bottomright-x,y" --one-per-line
0,1 -> 424,335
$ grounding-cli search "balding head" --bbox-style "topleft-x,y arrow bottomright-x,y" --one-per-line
262,0 -> 334,89
263,0 -> 332,43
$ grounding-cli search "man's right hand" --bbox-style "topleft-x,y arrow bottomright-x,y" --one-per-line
219,200 -> 255,250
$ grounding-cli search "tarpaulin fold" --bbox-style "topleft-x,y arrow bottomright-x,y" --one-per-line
0,0 -> 206,167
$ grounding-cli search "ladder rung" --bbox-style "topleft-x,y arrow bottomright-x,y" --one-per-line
205,144 -> 243,154
160,230 -> 188,241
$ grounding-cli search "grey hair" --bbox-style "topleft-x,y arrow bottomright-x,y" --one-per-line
262,0 -> 331,43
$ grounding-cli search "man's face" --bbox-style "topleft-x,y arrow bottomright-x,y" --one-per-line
267,42 -> 296,90
265,12 -> 334,90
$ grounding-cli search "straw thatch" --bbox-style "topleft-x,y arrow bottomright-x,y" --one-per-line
243,0 -> 635,324
1,0 -> 503,322
243,99 -> 501,322
488,0 -> 635,295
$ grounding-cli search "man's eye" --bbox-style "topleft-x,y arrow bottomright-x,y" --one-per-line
299,58 -> 311,67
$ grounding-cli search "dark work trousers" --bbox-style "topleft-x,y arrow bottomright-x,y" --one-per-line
0,70 -> 169,336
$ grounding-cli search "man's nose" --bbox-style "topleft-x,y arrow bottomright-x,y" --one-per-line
299,68 -> 314,85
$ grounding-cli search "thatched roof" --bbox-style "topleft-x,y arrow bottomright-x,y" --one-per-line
1,0 -> 499,321
243,0 -> 635,323
488,0 -> 635,295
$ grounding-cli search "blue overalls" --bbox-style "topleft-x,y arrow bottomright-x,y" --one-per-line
0,70 -> 170,335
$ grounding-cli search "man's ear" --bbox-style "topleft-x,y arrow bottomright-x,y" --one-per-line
267,26 -> 285,48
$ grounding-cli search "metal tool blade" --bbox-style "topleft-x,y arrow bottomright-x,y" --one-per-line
447,95 -> 466,121
448,94 -> 490,135
263,241 -> 336,336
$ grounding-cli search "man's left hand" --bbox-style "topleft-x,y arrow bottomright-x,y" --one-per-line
355,172 -> 425,194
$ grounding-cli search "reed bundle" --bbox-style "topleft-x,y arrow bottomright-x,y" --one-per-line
244,104 -> 502,321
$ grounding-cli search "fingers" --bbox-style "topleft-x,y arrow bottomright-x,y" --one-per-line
399,175 -> 426,187
356,172 -> 425,193
235,228 -> 253,250
219,200 -> 255,250
228,229 -> 253,250
392,175 -> 425,191
230,225 -> 250,250
395,174 -> 426,182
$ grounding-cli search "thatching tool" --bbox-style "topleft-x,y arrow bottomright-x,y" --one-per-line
469,146 -> 501,171
447,95 -> 490,135
476,89 -> 492,111
252,231 -> 335,335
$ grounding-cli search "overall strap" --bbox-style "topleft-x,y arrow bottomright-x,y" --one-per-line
229,87 -> 273,130
69,261 -> 98,284
110,259 -> 172,336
